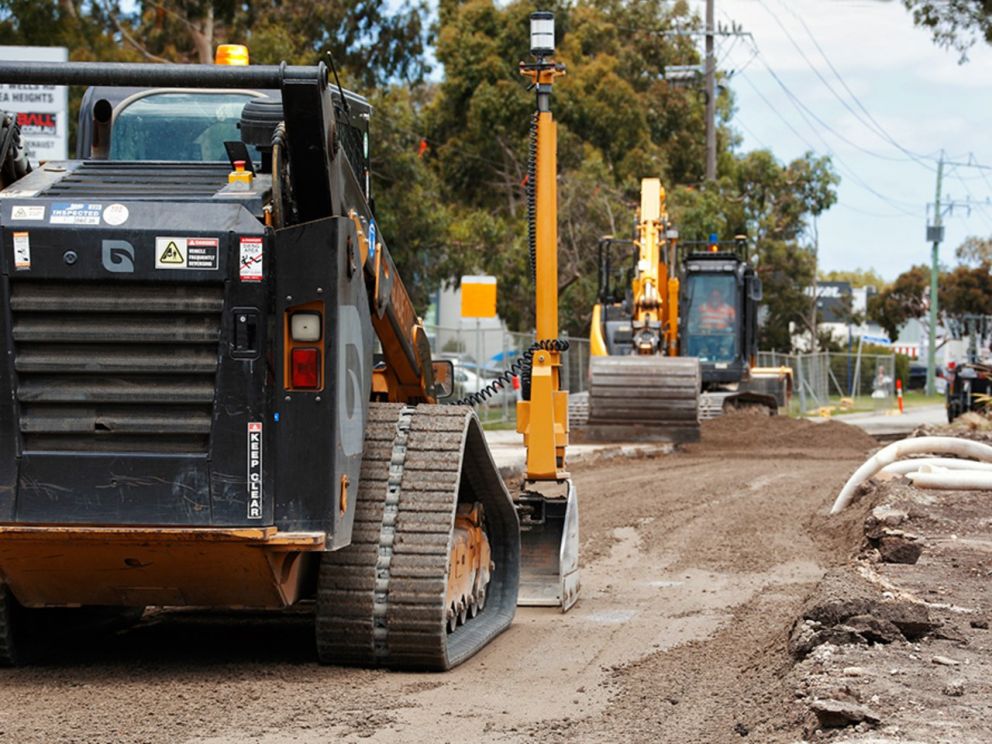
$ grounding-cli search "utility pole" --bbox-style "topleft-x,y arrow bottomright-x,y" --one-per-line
926,151 -> 944,396
705,0 -> 716,181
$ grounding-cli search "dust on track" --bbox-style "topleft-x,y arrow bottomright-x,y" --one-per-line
0,413 -> 875,744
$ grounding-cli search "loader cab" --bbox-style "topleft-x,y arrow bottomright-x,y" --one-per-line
77,87 -> 265,162
75,84 -> 373,198
680,251 -> 761,385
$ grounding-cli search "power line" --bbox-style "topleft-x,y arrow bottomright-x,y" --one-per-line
738,67 -> 919,215
753,52 -> 923,166
733,116 -> 770,150
835,201 -> 916,220
769,0 -> 938,169
755,0 -> 930,167
951,172 -> 992,232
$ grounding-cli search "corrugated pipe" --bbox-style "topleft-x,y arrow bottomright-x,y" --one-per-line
830,436 -> 992,514
881,457 -> 992,475
907,467 -> 992,490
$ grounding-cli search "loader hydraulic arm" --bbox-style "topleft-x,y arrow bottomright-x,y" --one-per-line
348,209 -> 437,403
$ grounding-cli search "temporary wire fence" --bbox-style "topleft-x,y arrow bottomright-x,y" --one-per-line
758,350 -> 897,416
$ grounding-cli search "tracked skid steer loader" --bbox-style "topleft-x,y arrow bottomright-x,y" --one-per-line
0,20 -> 580,668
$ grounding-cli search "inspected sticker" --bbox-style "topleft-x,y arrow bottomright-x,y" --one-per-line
239,236 -> 263,281
154,237 -> 219,270
10,205 -> 44,221
102,203 -> 129,226
13,231 -> 30,270
50,202 -> 102,225
247,421 -> 263,519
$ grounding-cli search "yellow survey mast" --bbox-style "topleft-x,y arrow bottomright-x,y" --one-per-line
517,26 -> 567,481
513,11 -> 579,611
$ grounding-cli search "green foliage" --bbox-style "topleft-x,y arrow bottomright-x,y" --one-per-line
0,2 -> 429,81
868,259 -> 992,342
941,261 -> 992,317
868,264 -> 930,341
955,235 -> 992,265
819,267 -> 887,289
903,0 -> 992,60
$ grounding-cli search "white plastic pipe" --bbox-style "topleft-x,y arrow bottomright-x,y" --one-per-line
907,470 -> 992,490
830,436 -> 992,514
881,457 -> 992,475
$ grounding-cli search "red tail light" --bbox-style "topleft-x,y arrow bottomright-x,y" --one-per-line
291,348 -> 320,389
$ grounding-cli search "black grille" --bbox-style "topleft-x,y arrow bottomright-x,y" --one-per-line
11,281 -> 223,453
41,161 -> 229,199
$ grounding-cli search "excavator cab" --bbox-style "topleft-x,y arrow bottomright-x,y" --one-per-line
681,241 -> 790,417
680,247 -> 761,387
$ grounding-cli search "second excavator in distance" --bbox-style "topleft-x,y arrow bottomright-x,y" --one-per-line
573,178 -> 790,444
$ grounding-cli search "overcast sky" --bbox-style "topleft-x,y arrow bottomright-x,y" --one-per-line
701,0 -> 992,279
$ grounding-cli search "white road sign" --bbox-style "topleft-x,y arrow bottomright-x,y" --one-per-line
0,46 -> 69,162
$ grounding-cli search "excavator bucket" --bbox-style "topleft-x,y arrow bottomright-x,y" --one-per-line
516,479 -> 579,611
575,356 -> 701,443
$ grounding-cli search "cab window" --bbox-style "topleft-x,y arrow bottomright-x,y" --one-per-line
110,92 -> 256,161
683,273 -> 739,363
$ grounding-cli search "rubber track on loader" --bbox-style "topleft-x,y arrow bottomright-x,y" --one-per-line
576,356 -> 701,443
316,403 -> 519,671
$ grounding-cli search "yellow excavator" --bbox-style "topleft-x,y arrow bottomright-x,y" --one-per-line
573,178 -> 790,442
575,179 -> 702,442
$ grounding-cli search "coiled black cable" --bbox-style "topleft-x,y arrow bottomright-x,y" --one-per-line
526,111 -> 538,283
453,338 -> 569,407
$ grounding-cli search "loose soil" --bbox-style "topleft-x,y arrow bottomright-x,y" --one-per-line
0,412 -> 978,743
783,479 -> 992,743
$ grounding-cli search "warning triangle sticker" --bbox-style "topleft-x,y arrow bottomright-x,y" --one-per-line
159,240 -> 184,264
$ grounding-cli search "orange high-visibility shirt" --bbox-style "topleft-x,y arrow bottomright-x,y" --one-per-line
698,302 -> 736,331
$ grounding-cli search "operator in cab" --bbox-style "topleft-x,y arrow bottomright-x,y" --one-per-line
697,287 -> 736,332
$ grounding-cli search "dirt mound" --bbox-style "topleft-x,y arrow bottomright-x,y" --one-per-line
690,410 -> 878,454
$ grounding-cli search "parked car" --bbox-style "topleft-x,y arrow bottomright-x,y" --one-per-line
907,362 -> 946,392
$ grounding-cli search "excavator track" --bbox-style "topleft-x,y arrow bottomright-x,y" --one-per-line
316,403 -> 519,671
575,356 -> 701,443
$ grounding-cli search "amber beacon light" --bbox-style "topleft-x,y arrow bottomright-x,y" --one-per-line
215,44 -> 250,66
